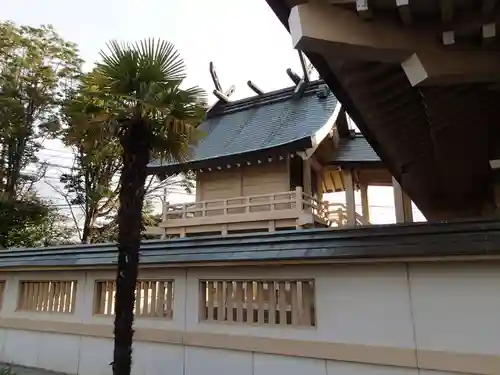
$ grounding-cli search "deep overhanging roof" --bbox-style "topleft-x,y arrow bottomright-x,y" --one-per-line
148,80 -> 339,175
2,220 -> 500,270
264,0 -> 500,220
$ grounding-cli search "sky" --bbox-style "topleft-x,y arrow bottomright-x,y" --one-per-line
3,0 -> 424,227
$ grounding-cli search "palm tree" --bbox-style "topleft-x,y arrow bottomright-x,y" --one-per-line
92,39 -> 206,375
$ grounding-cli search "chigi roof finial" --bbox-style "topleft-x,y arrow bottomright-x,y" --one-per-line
290,50 -> 315,98
247,80 -> 265,96
210,61 -> 235,103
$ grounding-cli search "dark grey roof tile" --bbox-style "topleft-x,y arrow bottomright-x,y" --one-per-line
149,81 -> 339,173
331,135 -> 381,165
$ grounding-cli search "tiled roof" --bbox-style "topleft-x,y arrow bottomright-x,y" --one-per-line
330,135 -> 382,165
2,220 -> 500,269
148,80 -> 339,174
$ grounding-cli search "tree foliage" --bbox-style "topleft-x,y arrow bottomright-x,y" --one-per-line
0,21 -> 82,247
0,197 -> 73,248
89,200 -> 162,243
58,76 -> 122,243
0,21 -> 82,199
59,74 -> 196,244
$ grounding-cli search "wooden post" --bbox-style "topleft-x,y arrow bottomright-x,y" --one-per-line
344,169 -> 356,226
392,177 -> 413,223
195,174 -> 202,201
303,159 -> 312,195
360,183 -> 370,224
295,186 -> 304,230
316,171 -> 324,202
295,186 -> 303,212
161,195 -> 168,240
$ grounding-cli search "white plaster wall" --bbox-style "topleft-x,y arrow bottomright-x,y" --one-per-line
0,330 -> 464,375
185,264 -> 415,348
409,263 -> 500,356
1,271 -> 87,323
0,262 -> 498,375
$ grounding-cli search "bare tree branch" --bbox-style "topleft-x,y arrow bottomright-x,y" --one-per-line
45,180 -> 82,241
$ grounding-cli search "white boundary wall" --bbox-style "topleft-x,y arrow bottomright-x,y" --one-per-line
0,262 -> 498,375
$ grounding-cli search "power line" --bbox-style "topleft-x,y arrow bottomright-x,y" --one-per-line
40,147 -> 72,154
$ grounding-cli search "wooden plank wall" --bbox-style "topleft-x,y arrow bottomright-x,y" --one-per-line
197,161 -> 290,202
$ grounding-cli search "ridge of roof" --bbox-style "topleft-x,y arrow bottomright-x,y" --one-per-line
207,79 -> 326,118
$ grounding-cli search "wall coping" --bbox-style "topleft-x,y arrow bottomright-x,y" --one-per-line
1,219 -> 500,270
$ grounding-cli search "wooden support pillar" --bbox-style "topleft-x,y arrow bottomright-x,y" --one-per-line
344,169 -> 356,226
360,183 -> 370,224
316,171 -> 324,201
303,159 -> 312,195
195,174 -> 202,201
392,177 -> 413,223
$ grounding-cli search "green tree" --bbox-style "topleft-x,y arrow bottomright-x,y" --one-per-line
58,79 -> 122,243
89,200 -> 162,243
91,39 -> 206,375
0,196 -> 74,248
0,21 -> 82,199
59,77 -> 196,244
0,21 -> 82,247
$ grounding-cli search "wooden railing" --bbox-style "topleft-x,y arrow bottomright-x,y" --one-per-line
164,190 -> 298,220
163,187 -> 337,223
327,203 -> 369,227
153,188 -> 371,235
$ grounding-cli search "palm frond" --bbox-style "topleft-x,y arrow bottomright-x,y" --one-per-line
92,37 -> 208,161
135,38 -> 186,82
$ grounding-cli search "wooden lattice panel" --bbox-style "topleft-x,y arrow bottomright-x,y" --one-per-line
94,280 -> 174,318
17,281 -> 77,313
199,279 -> 315,327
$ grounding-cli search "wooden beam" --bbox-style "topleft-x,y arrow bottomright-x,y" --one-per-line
335,107 -> 350,138
310,156 -> 323,173
356,0 -> 372,20
290,1 -> 500,84
344,169 -> 356,226
482,0 -> 498,14
440,0 -> 453,24
360,183 -> 370,223
290,3 -> 415,63
393,177 -> 413,223
482,0 -> 498,43
401,51 -> 500,86
482,23 -> 496,41
440,0 -> 455,45
396,0 -> 412,26
441,30 -> 455,46
303,159 -> 312,195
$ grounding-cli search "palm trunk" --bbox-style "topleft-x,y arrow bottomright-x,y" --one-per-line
113,121 -> 150,375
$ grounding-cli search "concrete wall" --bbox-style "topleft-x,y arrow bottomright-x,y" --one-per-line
0,262 -> 498,375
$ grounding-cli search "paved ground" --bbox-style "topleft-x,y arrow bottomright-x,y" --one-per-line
0,364 -> 69,375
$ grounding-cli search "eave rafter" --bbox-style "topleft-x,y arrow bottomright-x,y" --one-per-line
482,0 -> 498,42
289,2 -> 500,87
396,0 -> 412,26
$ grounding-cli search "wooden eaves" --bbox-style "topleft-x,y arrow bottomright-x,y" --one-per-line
265,0 -> 500,221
